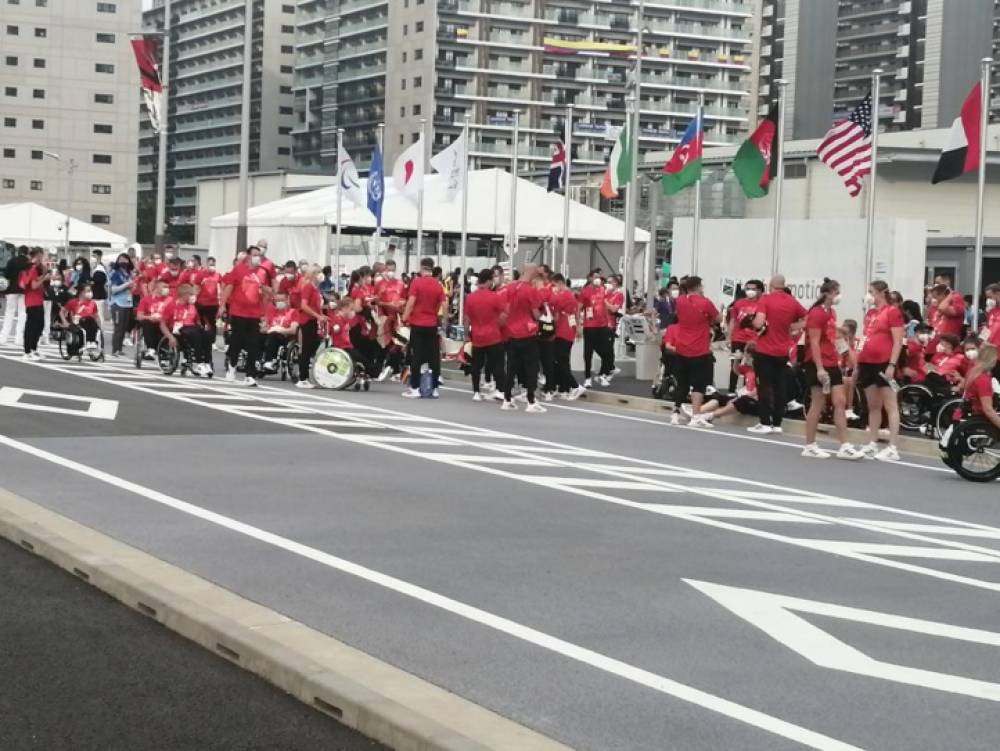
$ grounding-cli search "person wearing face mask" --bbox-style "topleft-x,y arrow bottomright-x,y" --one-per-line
800,280 -> 862,460
19,249 -> 47,360
108,253 -> 136,358
88,249 -> 109,329
926,334 -> 966,392
902,323 -> 934,384
857,280 -> 905,461
549,273 -> 586,401
220,246 -> 269,386
195,256 -> 222,350
178,254 -> 202,287
728,279 -> 763,392
60,283 -> 100,357
375,259 -> 407,380
653,282 -> 677,330
579,271 -> 614,388
160,284 -> 212,376
135,279 -> 173,358
959,344 -> 1000,430
68,256 -> 91,297
500,264 -> 546,413
260,291 -> 299,373
928,282 -> 965,344
670,276 -> 721,428
254,239 -> 277,284
159,256 -> 185,294
603,274 -> 625,381
464,268 -> 508,401
401,257 -> 447,398
960,337 -> 982,379
294,266 -> 324,389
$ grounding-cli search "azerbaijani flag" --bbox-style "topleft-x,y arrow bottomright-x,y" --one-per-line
732,104 -> 779,199
660,113 -> 703,196
600,125 -> 632,199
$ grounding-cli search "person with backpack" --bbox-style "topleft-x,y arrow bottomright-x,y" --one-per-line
1,245 -> 30,347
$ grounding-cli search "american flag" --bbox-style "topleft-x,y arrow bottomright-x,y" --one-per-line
817,93 -> 873,197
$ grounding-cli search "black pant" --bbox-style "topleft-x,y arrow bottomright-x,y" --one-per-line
228,315 -> 261,378
68,317 -> 99,357
583,328 -> 613,379
538,337 -> 555,393
110,305 -> 134,354
264,332 -> 292,363
408,325 -> 440,389
350,326 -> 381,374
729,341 -> 748,392
298,318 -> 321,382
197,304 -> 219,348
141,321 -> 160,350
23,305 -> 43,354
552,338 -> 579,393
754,353 -> 788,427
179,325 -> 209,364
471,343 -> 505,393
506,336 -> 540,404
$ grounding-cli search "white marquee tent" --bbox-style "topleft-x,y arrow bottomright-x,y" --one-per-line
0,202 -> 128,248
208,169 -> 649,266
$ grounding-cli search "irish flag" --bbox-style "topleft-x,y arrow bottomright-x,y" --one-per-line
732,104 -> 779,198
600,125 -> 632,199
661,113 -> 703,196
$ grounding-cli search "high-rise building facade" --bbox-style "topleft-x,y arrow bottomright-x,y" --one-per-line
138,0 -> 299,243
0,1 -> 141,242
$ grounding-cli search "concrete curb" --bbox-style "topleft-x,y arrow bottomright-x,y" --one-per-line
0,489 -> 571,751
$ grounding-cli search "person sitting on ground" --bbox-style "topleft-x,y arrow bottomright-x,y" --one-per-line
684,341 -> 760,424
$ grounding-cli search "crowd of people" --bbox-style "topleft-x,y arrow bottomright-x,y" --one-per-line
2,242 -> 999,459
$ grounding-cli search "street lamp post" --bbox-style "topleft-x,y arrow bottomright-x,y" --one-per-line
42,151 -> 76,253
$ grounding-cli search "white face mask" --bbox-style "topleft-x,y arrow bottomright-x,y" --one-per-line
966,350 -> 979,361
51,280 -> 62,288
74,264 -> 83,272
936,344 -> 949,354
865,293 -> 876,306
83,291 -> 93,300
917,334 -> 932,345
249,255 -> 261,268
285,272 -> 295,281
159,288 -> 170,297
186,261 -> 194,269
670,289 -> 680,299
276,301 -> 288,310
745,289 -> 758,300
188,295 -> 197,304
831,294 -> 841,306
165,252 -> 174,260
591,278 -> 602,287
988,298 -> 997,311
386,271 -> 395,280
170,269 -> 179,277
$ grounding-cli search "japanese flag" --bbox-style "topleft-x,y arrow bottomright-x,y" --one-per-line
392,137 -> 425,206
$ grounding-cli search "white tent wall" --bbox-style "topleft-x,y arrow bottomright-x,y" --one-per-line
0,202 -> 128,249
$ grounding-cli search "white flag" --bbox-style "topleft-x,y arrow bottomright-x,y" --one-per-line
338,149 -> 368,209
430,131 -> 467,203
392,137 -> 425,206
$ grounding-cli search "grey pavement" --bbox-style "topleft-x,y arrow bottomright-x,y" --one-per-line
1,341 -> 999,751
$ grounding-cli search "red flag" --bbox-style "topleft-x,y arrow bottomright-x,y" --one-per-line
130,36 -> 164,133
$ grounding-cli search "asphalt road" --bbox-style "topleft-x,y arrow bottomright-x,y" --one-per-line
1,341 -> 999,751
0,536 -> 384,751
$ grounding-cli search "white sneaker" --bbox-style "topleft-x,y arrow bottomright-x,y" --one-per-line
489,390 -> 505,401
802,444 -> 831,459
747,424 -> 772,434
836,443 -> 863,461
514,393 -> 529,404
567,385 -> 586,401
771,426 -> 783,434
472,392 -> 484,402
538,374 -> 547,387
21,353 -> 33,362
262,360 -> 277,372
390,374 -> 401,383
401,388 -> 421,399
243,376 -> 257,388
378,366 -> 393,382
786,400 -> 804,412
483,380 -> 495,392
225,367 -> 236,382
296,380 -> 314,389
597,375 -> 612,387
30,351 -> 43,361
701,411 -> 715,422
690,416 -> 714,429
875,445 -> 900,463
680,404 -> 694,418
670,413 -> 682,426
845,409 -> 860,421
145,349 -> 157,361
583,378 -> 593,388
431,389 -> 440,399
611,367 -> 622,376
525,403 -> 547,414
500,400 -> 517,411
858,442 -> 879,459
543,391 -> 554,402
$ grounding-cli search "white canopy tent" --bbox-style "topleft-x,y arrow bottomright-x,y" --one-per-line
0,202 -> 128,248
208,168 -> 649,268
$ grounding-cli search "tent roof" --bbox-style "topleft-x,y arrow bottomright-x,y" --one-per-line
0,202 -> 128,247
209,168 -> 650,243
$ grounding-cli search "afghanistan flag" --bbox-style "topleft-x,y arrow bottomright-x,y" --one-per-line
932,83 -> 982,184
732,104 -> 779,198
661,113 -> 703,196
600,126 -> 631,199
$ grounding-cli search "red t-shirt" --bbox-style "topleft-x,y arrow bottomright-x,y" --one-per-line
196,269 -> 222,307
674,294 -> 718,358
137,294 -> 172,321
163,299 -> 199,329
859,305 -> 905,364
297,281 -> 322,325
264,304 -> 297,330
930,351 -> 965,382
988,315 -> 1000,348
327,311 -> 354,349
964,372 -> 995,415
277,273 -> 301,309
931,292 -> 966,338
225,262 -> 267,320
661,324 -> 679,350
19,266 -> 44,307
605,289 -> 625,329
64,297 -> 98,320
729,297 -> 760,344
755,291 -> 807,358
905,340 -> 928,383
579,284 -> 609,329
158,268 -> 184,292
736,363 -> 757,395
505,281 -> 542,340
464,288 -> 505,347
376,278 -> 407,313
407,275 -> 445,327
551,288 -> 579,343
803,306 -> 839,368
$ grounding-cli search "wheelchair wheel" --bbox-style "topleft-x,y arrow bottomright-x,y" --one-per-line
156,338 -> 181,375
87,330 -> 105,362
134,338 -> 143,369
311,346 -> 354,390
898,385 -> 934,431
59,329 -> 82,361
935,397 -> 963,439
945,418 -> 1000,482
283,342 -> 300,383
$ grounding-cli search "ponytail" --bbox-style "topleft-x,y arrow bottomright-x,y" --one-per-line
810,278 -> 839,310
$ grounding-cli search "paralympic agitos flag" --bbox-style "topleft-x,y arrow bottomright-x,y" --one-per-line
732,104 -> 779,199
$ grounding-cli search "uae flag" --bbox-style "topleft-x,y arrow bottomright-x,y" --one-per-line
130,35 -> 164,134
547,140 -> 566,192
732,104 -> 779,198
932,83 -> 982,184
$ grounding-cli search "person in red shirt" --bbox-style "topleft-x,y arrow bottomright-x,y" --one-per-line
670,276 -> 720,427
602,274 -> 625,381
349,266 -> 379,369
928,283 -> 966,341
375,259 -> 407,380
294,267 -> 324,388
135,278 -> 173,357
727,279 -> 763,391
857,280 -> 905,461
536,265 -> 558,401
260,290 -> 299,372
463,268 -> 508,401
221,247 -> 269,386
983,284 -> 1000,335
801,280 -> 862,460
160,283 -> 212,376
499,264 -> 546,412
550,273 -> 586,401
178,254 -> 202,287
401,257 -> 446,398
159,256 -> 185,293
926,334 -> 966,390
254,239 -> 277,286
326,296 -> 374,378
578,271 -> 614,387
195,256 -> 222,347
60,283 -> 101,358
960,345 -> 1000,428
749,275 -> 808,434
19,248 -> 47,360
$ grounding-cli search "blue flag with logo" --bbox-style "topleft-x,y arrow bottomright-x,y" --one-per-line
367,145 -> 385,229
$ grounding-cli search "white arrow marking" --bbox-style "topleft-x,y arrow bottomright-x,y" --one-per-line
0,387 -> 118,420
687,579 -> 1000,702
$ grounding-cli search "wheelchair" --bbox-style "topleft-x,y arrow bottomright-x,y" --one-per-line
310,344 -> 370,391
156,334 -> 212,377
56,319 -> 104,363
257,338 -> 300,382
897,375 -> 962,437
940,413 -> 1000,482
651,355 -> 678,401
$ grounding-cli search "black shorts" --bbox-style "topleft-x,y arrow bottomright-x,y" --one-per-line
857,362 -> 890,389
677,355 -> 714,394
732,395 -> 757,415
803,362 -> 844,389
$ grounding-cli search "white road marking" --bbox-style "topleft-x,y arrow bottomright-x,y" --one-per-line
0,431 -> 862,751
0,387 -> 118,420
688,579 -> 1000,702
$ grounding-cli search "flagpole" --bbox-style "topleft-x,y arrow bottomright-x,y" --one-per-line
509,110 -> 520,263
416,117 -> 427,260
770,79 -> 788,276
154,0 -> 171,253
236,0 -> 252,254
864,68 -> 883,285
972,57 -> 993,330
561,104 -> 573,277
691,91 -> 704,277
621,0 -> 644,335
335,128 -> 344,281
459,114 -> 470,326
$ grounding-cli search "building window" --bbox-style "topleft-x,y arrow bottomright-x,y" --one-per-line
279,85 -> 292,94
2,117 -> 14,127
30,180 -> 42,191
96,2 -> 116,11
412,133 -> 419,143
280,65 -> 293,73
277,147 -> 290,156
94,93 -> 114,104
279,106 -> 292,115
32,89 -> 44,99
278,126 -> 291,135
400,134 -> 405,145
415,49 -> 423,61
91,214 -> 111,224
33,58 -> 45,68
34,27 -> 46,37
93,153 -> 112,164
401,78 -> 406,90
416,21 -> 424,32
413,104 -> 421,115
31,119 -> 43,129
4,56 -> 16,65
94,123 -> 113,134
96,32 -> 115,43
6,25 -> 18,35
95,63 -> 114,74
36,0 -> 47,6
402,51 -> 407,63
400,106 -> 406,117
281,25 -> 293,33
7,0 -> 18,5
282,3 -> 293,11
2,148 -> 14,158
4,87 -> 16,96
31,149 -> 43,159
2,179 -> 14,189
413,76 -> 422,88
92,184 -> 111,194
281,45 -> 293,54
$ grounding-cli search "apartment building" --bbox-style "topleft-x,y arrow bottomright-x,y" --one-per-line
138,0 -> 298,243
0,0 -> 141,242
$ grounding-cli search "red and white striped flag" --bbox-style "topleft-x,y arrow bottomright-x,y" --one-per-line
130,35 -> 164,134
817,93 -> 873,197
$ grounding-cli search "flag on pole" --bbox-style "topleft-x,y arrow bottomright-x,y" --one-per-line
817,93 -> 873,197
600,125 -> 632,199
732,104 -> 779,199
367,146 -> 385,228
547,139 -> 567,192
660,113 -> 703,196
393,137 -> 425,205
430,130 -> 467,203
130,36 -> 164,134
338,148 -> 368,209
932,82 -> 983,184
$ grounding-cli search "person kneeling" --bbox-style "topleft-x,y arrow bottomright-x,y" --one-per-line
261,292 -> 299,373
